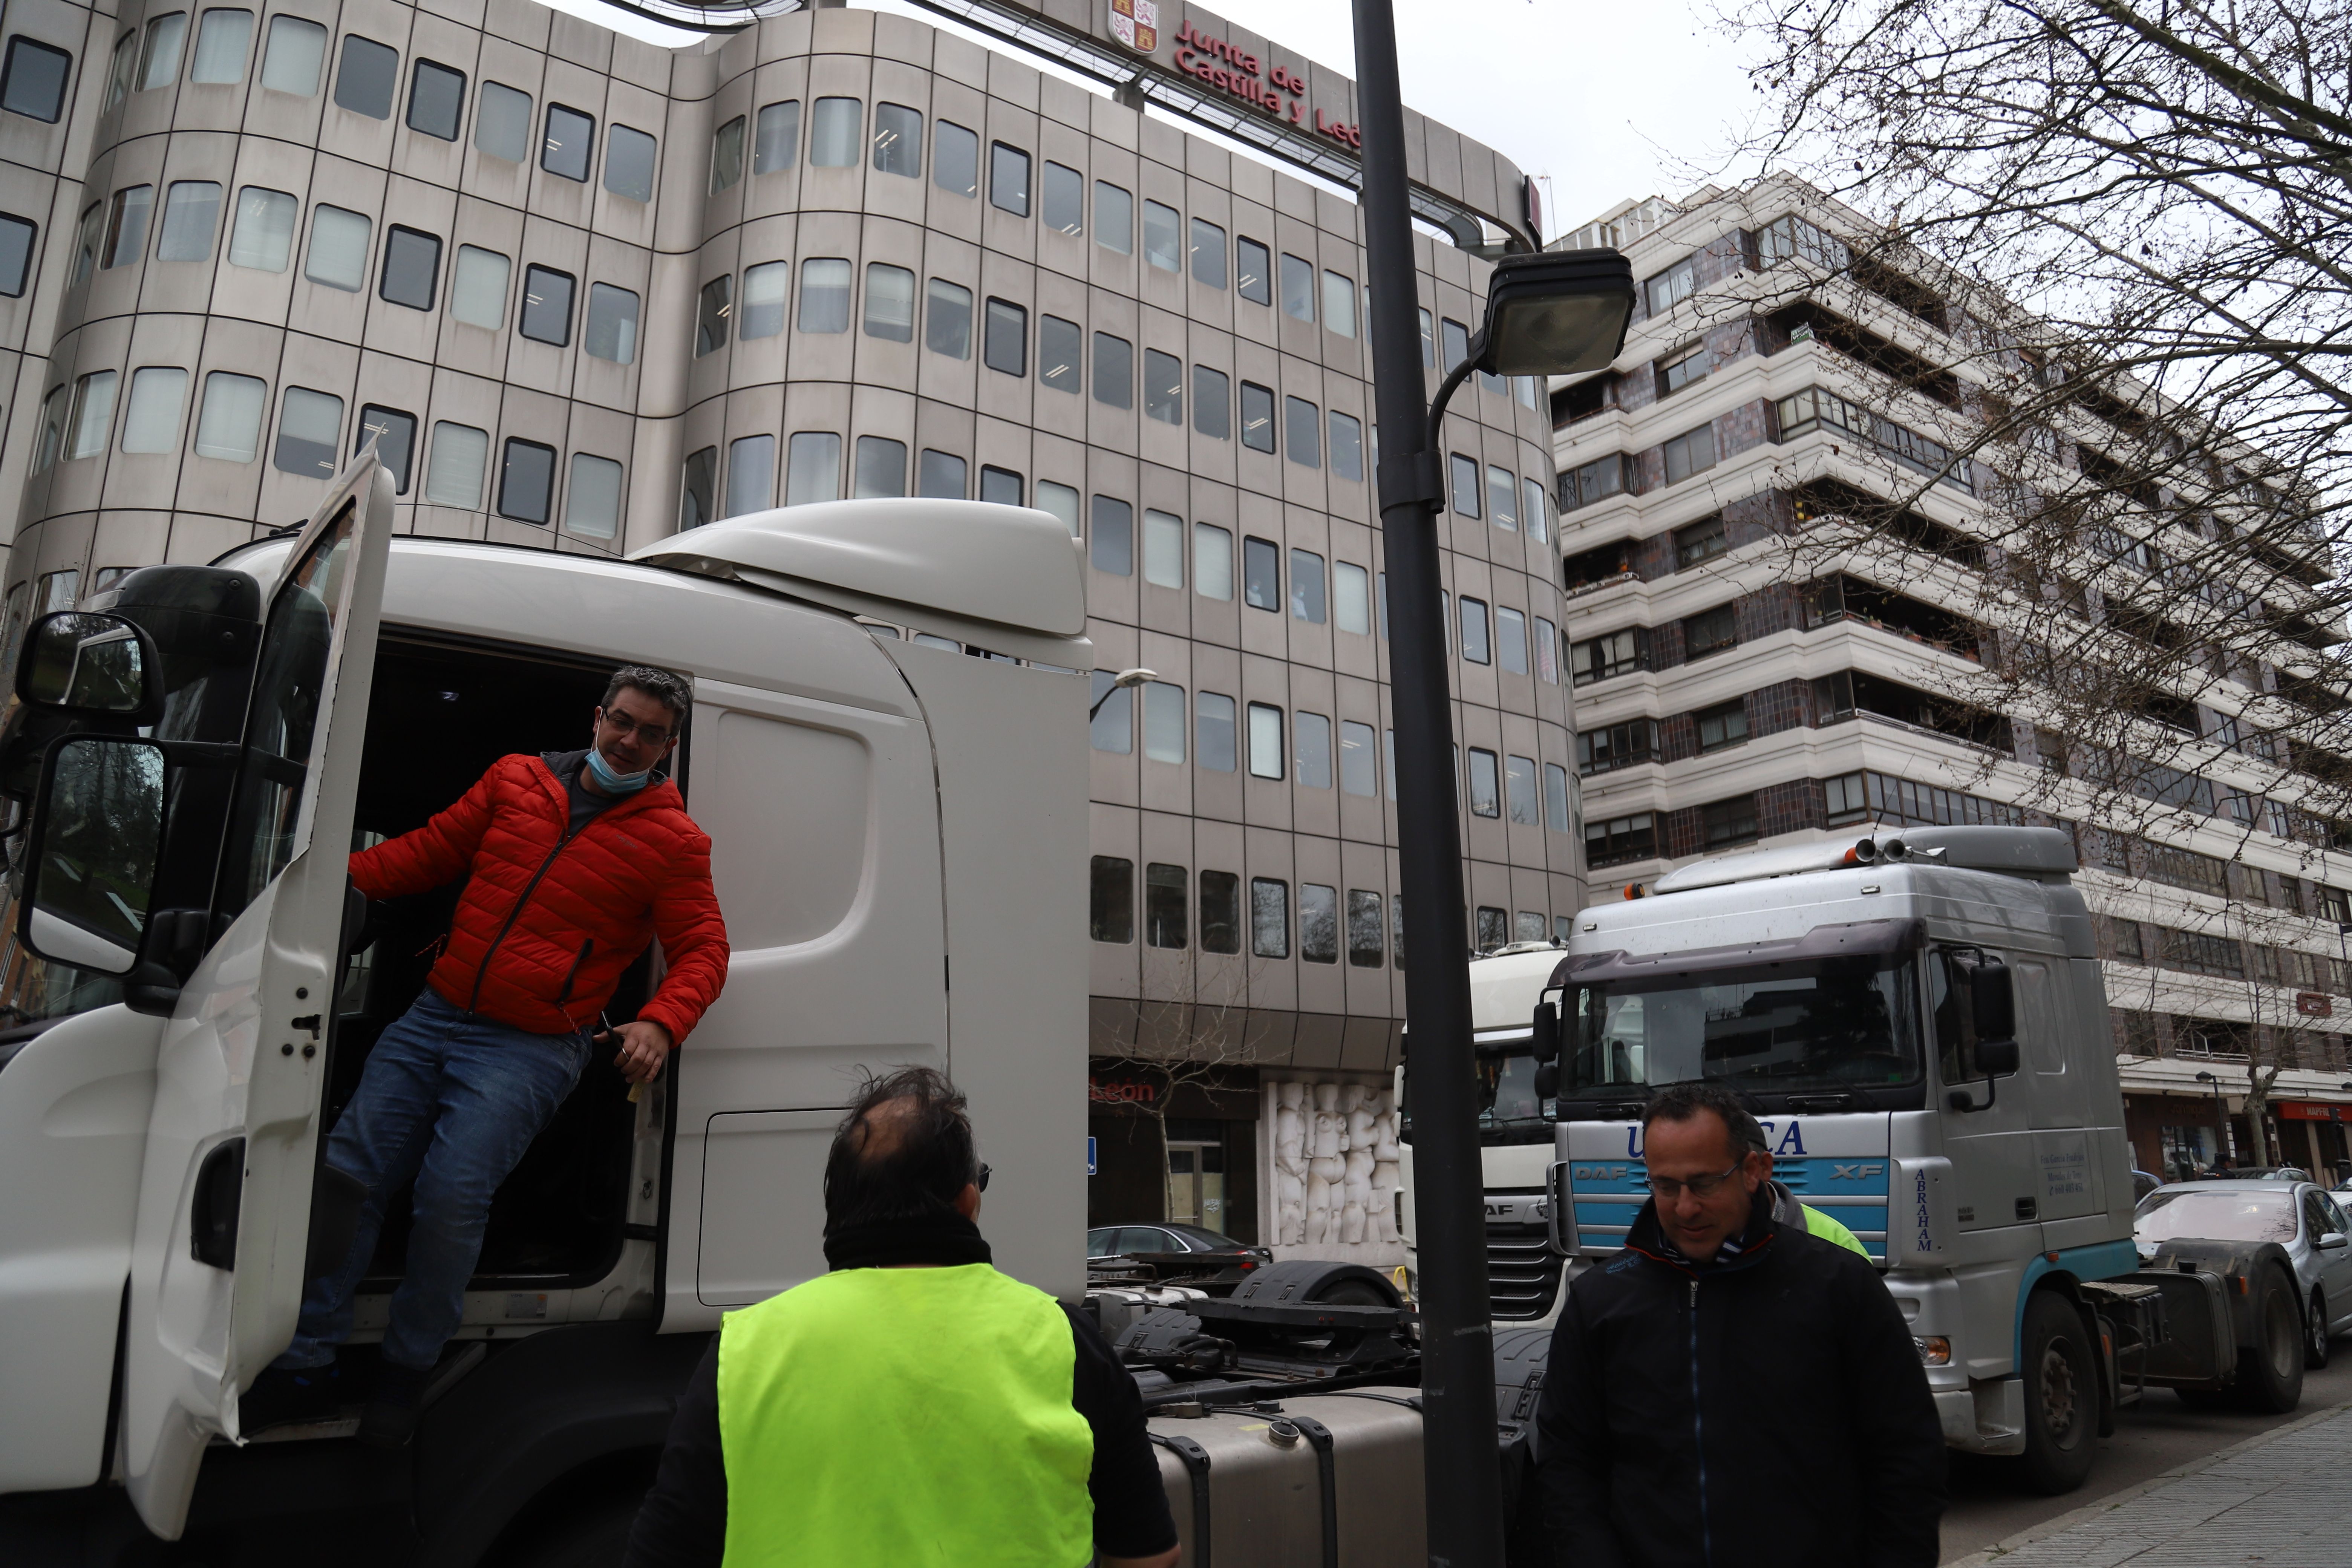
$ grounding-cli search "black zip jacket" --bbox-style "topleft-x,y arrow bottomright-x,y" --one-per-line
1537,1190 -> 1945,1568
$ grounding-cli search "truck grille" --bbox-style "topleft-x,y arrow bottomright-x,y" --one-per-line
1488,1223 -> 1563,1320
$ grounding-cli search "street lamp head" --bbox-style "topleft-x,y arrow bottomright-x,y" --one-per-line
2195,1071 -> 2218,1084
1112,667 -> 1154,690
1472,249 -> 1637,378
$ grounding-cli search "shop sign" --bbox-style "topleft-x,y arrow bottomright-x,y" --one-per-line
1089,1076 -> 1158,1105
2298,991 -> 2333,1017
1167,18 -> 1363,150
2278,1101 -> 2347,1122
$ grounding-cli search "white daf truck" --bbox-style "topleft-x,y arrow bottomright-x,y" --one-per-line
0,455 -> 1092,1561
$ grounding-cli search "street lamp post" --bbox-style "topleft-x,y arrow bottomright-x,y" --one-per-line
1346,3 -> 1633,1560
2194,1070 -> 2232,1171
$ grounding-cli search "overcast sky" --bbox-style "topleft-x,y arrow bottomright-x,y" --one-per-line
544,0 -> 1772,241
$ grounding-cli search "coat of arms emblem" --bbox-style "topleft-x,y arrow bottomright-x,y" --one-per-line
1109,0 -> 1158,52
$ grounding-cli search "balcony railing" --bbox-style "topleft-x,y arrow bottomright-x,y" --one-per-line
1777,386 -> 1975,495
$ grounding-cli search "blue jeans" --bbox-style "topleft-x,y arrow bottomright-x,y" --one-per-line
275,991 -> 590,1373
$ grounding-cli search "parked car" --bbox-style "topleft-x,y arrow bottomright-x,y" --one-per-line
2132,1169 -> 2162,1202
1086,1223 -> 1273,1290
2227,1167 -> 2312,1182
2135,1181 -> 2352,1368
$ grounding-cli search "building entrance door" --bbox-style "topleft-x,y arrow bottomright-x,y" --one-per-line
1166,1119 -> 1227,1231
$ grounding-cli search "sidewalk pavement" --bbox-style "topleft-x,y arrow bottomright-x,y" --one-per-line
1953,1400 -> 2352,1565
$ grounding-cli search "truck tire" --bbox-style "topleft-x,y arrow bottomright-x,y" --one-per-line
2307,1291 -> 2331,1370
2234,1265 -> 2305,1413
2019,1292 -> 2097,1495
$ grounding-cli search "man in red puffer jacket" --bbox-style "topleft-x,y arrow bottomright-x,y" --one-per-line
242,665 -> 728,1447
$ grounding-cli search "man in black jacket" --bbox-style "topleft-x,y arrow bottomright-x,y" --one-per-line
1538,1083 -> 1945,1567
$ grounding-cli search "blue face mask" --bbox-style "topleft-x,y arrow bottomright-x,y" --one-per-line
584,743 -> 653,795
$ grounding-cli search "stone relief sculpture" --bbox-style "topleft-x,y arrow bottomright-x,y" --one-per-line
1263,1076 -> 1404,1262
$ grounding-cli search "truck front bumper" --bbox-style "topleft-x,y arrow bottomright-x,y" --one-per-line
1936,1379 -> 2027,1456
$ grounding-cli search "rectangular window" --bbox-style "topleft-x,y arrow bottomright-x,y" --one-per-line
1703,795 -> 1759,848
1237,236 -> 1271,304
1088,671 -> 1134,753
567,453 -> 622,539
804,96 -> 858,168
1684,603 -> 1737,658
1279,253 -> 1314,321
1092,332 -> 1132,409
1675,513 -> 1728,567
1089,856 -> 1134,943
1328,411 -> 1363,482
1090,495 -> 1132,575
1288,550 -> 1326,624
1663,423 -> 1717,483
227,186 -> 292,271
2,37 -> 72,122
424,420 -> 487,505
1194,522 -> 1233,600
1036,480 -> 1078,535
1585,812 -> 1657,867
1143,681 -> 1186,764
1142,509 -> 1184,589
1041,160 -> 1082,234
190,9 -> 251,85
708,115 -> 746,193
755,100 -> 799,173
722,435 -> 773,517
106,30 -> 138,110
518,263 -> 572,343
1140,200 -> 1180,271
1504,755 -> 1540,825
104,185 -> 153,269
1295,712 -> 1332,787
1251,878 -> 1289,959
1645,255 -> 1697,316
1495,606 -> 1528,675
1534,617 -> 1559,683
1283,396 -> 1320,467
450,245 -> 509,329
738,262 -> 786,340
852,435 -> 905,499
1201,871 -> 1241,954
1144,349 -> 1182,425
1190,218 -> 1226,287
1300,885 -> 1338,963
352,403 -> 414,492
333,34 -> 395,118
1347,890 -> 1384,966
1467,748 -> 1501,817
1570,628 -> 1644,685
1657,340 -> 1707,397
271,384 -> 339,476
140,13 -> 189,90
785,431 -> 840,505
1449,452 -> 1481,517
1340,720 -> 1378,797
1544,764 -> 1572,832
1460,597 -> 1490,664
585,283 -> 639,364
798,257 -> 850,333
1695,699 -> 1750,752
474,81 -> 529,161
864,263 -> 914,342
989,142 -> 1030,214
377,224 -> 439,310
1334,562 -> 1370,635
1193,366 -> 1230,439
1039,315 -> 1081,393
983,299 -> 1026,376
498,438 -> 555,523
1247,703 -> 1284,779
120,366 -> 185,454
897,447 -> 960,502
1143,863 -> 1187,949
1321,270 -> 1355,336
1442,317 -> 1470,372
925,278 -> 972,358
1523,477 -> 1549,542
31,386 -> 62,472
1577,720 -> 1659,775
1196,691 -> 1236,772
1242,535 -> 1279,611
1487,465 -> 1517,530
407,58 -> 463,139
193,370 -> 265,461
979,465 -> 1021,506
678,444 -> 716,528
156,180 -> 220,262
1092,181 -> 1133,254
1239,382 -> 1274,452
604,124 -> 655,202
933,119 -> 976,195
1568,453 -> 1625,510
1418,308 -> 1434,366
305,204 -> 368,291
872,102 -> 921,176
542,103 -> 594,181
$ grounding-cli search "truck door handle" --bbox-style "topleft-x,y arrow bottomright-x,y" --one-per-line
191,1138 -> 245,1269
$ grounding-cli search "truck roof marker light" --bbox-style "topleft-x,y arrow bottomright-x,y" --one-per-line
1621,883 -> 1645,899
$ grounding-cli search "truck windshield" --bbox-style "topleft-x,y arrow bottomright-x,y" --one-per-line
1565,955 -> 1923,1099
1475,1049 -> 1556,1144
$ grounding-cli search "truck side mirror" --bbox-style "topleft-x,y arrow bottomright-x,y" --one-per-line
1533,1063 -> 1559,1100
1965,953 -> 2015,1042
1975,1038 -> 2020,1077
16,612 -> 156,717
19,735 -> 167,977
1530,1000 -> 1560,1065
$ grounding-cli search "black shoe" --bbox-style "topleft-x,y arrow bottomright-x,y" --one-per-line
355,1360 -> 432,1450
240,1363 -> 344,1433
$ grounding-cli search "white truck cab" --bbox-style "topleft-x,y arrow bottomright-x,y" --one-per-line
0,456 -> 1092,1559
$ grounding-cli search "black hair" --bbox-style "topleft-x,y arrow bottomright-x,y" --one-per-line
822,1066 -> 981,1230
601,664 -> 691,725
1642,1082 -> 1769,1161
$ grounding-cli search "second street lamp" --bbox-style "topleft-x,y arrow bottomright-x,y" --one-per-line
1344,3 -> 1635,1558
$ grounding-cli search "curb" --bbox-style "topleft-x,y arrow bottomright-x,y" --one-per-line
1941,1396 -> 2352,1565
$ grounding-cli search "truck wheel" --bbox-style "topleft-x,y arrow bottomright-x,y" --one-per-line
2307,1291 -> 2331,1370
2235,1266 -> 2305,1413
510,1494 -> 643,1568
2019,1292 -> 2097,1495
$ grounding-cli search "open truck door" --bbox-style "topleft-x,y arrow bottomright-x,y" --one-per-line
37,456 -> 394,1536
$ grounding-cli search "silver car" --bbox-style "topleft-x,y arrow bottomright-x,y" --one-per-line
2136,1180 -> 2352,1368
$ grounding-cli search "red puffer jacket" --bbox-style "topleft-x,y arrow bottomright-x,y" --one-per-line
349,752 -> 729,1044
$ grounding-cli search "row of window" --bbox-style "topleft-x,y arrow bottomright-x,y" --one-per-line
1089,859 -> 1562,960
31,367 -> 623,536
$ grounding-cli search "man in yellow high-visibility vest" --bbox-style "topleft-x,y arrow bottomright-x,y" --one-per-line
623,1067 -> 1178,1568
